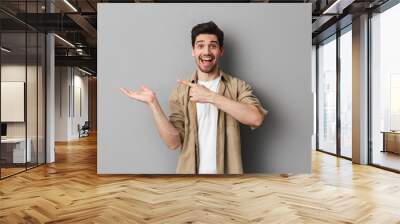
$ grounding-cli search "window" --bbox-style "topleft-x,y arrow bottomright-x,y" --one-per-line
318,36 -> 337,154
371,2 -> 400,171
340,28 -> 352,158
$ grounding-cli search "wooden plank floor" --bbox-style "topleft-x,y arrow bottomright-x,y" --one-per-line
1,134 -> 400,224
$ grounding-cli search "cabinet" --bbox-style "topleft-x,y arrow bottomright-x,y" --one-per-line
382,131 -> 400,154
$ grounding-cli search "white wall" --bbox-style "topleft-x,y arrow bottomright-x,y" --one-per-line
55,66 -> 69,141
55,66 -> 89,141
72,72 -> 89,138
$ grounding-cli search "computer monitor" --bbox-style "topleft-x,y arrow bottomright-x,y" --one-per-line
1,123 -> 7,137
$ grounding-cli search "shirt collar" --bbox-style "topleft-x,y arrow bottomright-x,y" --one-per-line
190,69 -> 227,84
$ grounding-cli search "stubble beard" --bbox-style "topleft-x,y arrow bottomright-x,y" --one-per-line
197,59 -> 218,74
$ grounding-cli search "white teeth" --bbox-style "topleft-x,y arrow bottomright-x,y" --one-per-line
200,56 -> 213,61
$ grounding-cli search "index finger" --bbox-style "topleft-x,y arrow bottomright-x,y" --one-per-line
178,79 -> 196,88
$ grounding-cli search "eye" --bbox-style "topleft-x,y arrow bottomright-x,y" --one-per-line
210,44 -> 217,49
196,44 -> 204,49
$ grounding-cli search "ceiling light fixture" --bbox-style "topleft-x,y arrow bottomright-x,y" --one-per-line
1,47 -> 11,53
76,48 -> 84,55
322,0 -> 354,14
54,34 -> 75,48
63,0 -> 78,12
78,67 -> 93,76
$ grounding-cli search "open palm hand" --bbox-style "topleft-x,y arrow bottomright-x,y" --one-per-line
120,85 -> 156,104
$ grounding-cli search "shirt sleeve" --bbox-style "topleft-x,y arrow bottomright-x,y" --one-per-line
168,86 -> 185,143
237,79 -> 268,130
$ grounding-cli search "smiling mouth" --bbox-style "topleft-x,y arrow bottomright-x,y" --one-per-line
199,55 -> 214,64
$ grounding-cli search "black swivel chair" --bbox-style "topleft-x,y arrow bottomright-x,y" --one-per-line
79,121 -> 90,138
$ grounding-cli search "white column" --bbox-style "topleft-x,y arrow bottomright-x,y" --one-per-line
46,33 -> 55,163
46,1 -> 56,163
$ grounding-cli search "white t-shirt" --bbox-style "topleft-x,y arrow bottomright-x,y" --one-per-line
196,76 -> 221,174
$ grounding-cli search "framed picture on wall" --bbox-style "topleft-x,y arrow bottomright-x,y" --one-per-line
1,81 -> 25,122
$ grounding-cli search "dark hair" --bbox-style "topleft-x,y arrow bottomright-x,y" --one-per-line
191,21 -> 224,48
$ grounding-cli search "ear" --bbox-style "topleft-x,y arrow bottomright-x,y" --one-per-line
191,47 -> 195,57
220,47 -> 224,56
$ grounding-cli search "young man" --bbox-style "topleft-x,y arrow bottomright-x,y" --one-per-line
120,21 -> 267,174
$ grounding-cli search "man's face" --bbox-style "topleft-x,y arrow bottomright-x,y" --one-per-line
192,34 -> 224,73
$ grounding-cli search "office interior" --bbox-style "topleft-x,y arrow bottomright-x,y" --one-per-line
0,0 -> 399,222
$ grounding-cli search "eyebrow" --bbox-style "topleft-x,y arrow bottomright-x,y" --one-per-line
195,40 -> 219,44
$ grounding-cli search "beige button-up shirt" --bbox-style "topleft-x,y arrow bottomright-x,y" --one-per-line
168,70 -> 268,174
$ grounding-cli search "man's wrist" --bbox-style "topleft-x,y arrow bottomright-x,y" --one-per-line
209,92 -> 219,105
148,98 -> 159,110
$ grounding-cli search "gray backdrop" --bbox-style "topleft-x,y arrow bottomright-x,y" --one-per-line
98,3 -> 312,174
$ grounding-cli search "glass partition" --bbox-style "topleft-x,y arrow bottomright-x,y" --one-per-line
27,31 -> 38,170
1,31 -> 28,177
38,32 -> 45,165
0,1 -> 46,179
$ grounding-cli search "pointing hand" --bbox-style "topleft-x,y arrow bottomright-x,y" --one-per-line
178,80 -> 217,103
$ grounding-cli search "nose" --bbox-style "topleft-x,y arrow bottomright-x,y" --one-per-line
205,46 -> 211,54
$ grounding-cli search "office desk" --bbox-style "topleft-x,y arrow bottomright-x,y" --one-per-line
382,131 -> 400,154
1,138 -> 32,163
